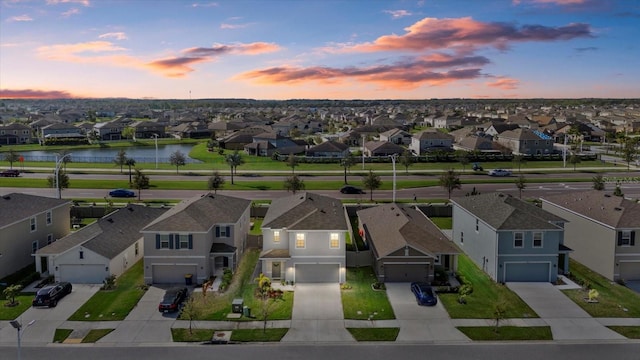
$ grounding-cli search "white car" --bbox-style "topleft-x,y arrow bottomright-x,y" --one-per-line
488,169 -> 512,177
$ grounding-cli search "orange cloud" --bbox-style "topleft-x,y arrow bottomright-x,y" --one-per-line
145,57 -> 209,78
486,77 -> 520,90
183,42 -> 280,56
0,89 -> 74,99
37,41 -> 126,60
343,17 -> 592,53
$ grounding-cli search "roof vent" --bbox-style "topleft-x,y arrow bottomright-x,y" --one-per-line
614,207 -> 622,211
107,218 -> 114,223
604,194 -> 611,197
2,195 -> 10,200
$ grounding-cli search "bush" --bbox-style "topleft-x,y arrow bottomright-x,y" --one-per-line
219,268 -> 233,292
371,282 -> 385,290
340,283 -> 353,290
101,275 -> 117,290
459,283 -> 473,296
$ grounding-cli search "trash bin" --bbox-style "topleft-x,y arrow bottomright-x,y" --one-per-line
243,306 -> 251,317
185,274 -> 193,286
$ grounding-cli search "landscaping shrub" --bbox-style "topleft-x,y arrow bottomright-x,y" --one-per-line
219,268 -> 233,292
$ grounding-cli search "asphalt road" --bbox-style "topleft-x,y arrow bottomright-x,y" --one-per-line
2,343 -> 639,360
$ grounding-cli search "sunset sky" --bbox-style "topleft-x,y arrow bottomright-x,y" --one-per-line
1,0 -> 638,100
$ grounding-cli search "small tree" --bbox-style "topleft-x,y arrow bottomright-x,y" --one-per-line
3,284 -> 23,306
493,301 -> 507,333
340,153 -> 354,184
399,150 -> 414,174
225,151 -> 245,185
254,273 -> 280,333
125,158 -> 136,185
169,150 -> 187,174
569,152 -> 581,171
133,168 -> 150,201
113,149 -> 127,173
512,154 -> 526,173
613,182 -> 624,197
3,149 -> 20,169
287,153 -> 299,174
208,171 -> 225,194
457,153 -> 470,173
181,296 -> 201,335
439,169 -> 461,199
515,175 -> 527,199
284,175 -> 305,194
47,169 -> 70,195
592,174 -> 605,190
362,170 -> 382,201
620,137 -> 639,172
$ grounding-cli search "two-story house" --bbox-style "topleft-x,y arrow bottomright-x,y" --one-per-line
541,191 -> 640,282
451,192 -> 569,283
0,123 -> 32,145
409,130 -> 454,155
259,192 -> 349,283
379,128 -> 412,145
141,193 -> 251,285
496,128 -> 554,155
0,193 -> 71,279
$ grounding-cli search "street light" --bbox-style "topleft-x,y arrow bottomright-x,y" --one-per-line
390,153 -> 398,203
54,153 -> 72,199
152,133 -> 159,169
10,319 -> 35,360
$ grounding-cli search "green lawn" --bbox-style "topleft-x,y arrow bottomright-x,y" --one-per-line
429,217 -> 452,229
230,328 -> 289,342
341,267 -> 395,320
53,329 -> 73,343
171,328 -> 215,342
81,328 -> 114,343
457,326 -> 552,341
347,327 -> 399,341
607,326 -> 640,339
562,259 -> 640,317
250,218 -> 263,235
68,260 -> 146,321
439,254 -> 538,319
0,294 -> 35,320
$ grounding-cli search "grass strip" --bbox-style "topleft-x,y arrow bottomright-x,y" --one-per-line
53,329 -> 73,343
347,327 -> 399,341
81,328 -> 114,343
457,326 -> 552,340
607,326 -> 640,339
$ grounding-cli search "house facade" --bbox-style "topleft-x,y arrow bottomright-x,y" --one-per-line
0,193 -> 71,279
260,192 -> 349,283
496,128 -> 554,155
35,205 -> 166,284
141,193 -> 251,285
306,140 -> 350,158
451,192 -> 569,283
409,130 -> 454,154
0,123 -> 32,144
541,191 -> 640,282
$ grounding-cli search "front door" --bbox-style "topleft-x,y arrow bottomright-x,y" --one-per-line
272,262 -> 281,279
40,256 -> 48,274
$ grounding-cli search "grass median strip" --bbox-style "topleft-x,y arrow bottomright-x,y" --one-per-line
607,326 -> 640,339
81,329 -> 115,343
457,326 -> 552,340
347,327 -> 399,341
53,329 -> 73,343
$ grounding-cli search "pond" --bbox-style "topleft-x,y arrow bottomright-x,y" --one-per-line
18,144 -> 201,164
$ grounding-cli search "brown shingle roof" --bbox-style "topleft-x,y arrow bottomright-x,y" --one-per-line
541,190 -> 640,228
262,192 -> 348,231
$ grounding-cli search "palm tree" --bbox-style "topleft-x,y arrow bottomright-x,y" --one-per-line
125,158 -> 136,184
340,153 -> 354,184
439,169 -> 461,199
362,170 -> 382,202
225,151 -> 245,185
283,175 -> 305,194
592,174 -> 605,190
113,149 -> 127,173
208,171 -> 225,194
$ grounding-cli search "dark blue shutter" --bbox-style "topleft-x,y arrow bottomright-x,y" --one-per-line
617,232 -> 623,246
175,234 -> 180,249
631,231 -> 636,246
188,234 -> 193,249
226,226 -> 230,237
216,226 -> 220,237
156,234 -> 160,249
169,234 -> 174,249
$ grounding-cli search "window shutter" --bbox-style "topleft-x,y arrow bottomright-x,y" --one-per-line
226,226 -> 231,237
175,234 -> 180,249
617,232 -> 623,246
631,231 -> 636,246
156,234 -> 160,249
169,234 -> 174,249
188,234 -> 193,249
215,226 -> 220,237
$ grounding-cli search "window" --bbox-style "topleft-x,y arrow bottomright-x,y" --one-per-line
533,232 -> 543,248
475,219 -> 479,232
330,233 -> 339,249
79,250 -> 84,259
46,211 -> 52,225
514,232 -> 524,248
273,230 -> 280,243
178,234 -> 190,249
32,241 -> 38,254
135,242 -> 139,256
216,225 -> 230,238
460,232 -> 464,244
47,234 -> 53,245
159,234 -> 171,249
618,231 -> 635,246
295,233 -> 305,248
30,217 -> 37,232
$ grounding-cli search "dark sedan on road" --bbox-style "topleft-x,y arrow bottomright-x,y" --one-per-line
411,282 -> 437,306
340,185 -> 365,194
32,282 -> 72,307
158,287 -> 188,313
109,188 -> 136,197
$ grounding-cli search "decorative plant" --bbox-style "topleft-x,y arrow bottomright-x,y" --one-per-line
588,288 -> 600,302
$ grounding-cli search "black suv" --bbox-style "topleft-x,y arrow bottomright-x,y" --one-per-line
158,287 -> 188,313
32,282 -> 72,307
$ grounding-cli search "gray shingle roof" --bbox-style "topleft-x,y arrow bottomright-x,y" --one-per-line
262,192 -> 348,231
357,204 -> 459,259
0,193 -> 70,228
541,190 -> 640,228
452,192 -> 565,231
142,193 -> 251,232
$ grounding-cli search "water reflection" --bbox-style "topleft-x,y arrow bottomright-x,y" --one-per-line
19,144 -> 200,163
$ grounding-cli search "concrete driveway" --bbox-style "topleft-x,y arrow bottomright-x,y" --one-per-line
384,283 -> 468,342
281,283 -> 354,342
0,284 -> 101,346
625,281 -> 640,294
507,282 -> 625,340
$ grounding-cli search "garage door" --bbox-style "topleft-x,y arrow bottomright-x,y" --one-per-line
295,264 -> 339,283
504,262 -> 550,282
60,264 -> 107,284
384,264 -> 429,282
152,265 -> 197,284
619,262 -> 640,281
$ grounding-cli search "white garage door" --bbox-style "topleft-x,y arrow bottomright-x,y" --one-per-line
152,265 -> 197,284
295,264 -> 339,283
60,264 -> 107,284
619,262 -> 640,281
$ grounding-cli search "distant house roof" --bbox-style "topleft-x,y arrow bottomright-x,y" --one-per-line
497,128 -> 545,141
306,140 -> 349,154
541,190 -> 640,228
414,130 -> 454,140
452,192 -> 565,231
0,193 -> 70,228
357,204 -> 459,259
142,193 -> 251,232
364,141 -> 405,155
262,192 -> 348,231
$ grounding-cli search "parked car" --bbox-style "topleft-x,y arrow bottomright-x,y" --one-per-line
410,282 -> 437,306
472,163 -> 483,171
109,188 -> 136,197
0,169 -> 20,177
340,185 -> 365,194
158,287 -> 188,313
488,169 -> 512,177
32,282 -> 72,307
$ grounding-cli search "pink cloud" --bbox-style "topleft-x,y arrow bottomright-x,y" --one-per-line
145,57 -> 209,78
61,8 -> 80,17
183,42 -> 280,56
220,23 -> 249,29
99,32 -> 128,40
8,15 -> 33,22
383,10 -> 412,19
486,77 -> 520,90
0,89 -> 74,99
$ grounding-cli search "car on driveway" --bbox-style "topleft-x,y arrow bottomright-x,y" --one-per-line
488,169 -> 512,177
109,188 -> 136,197
410,282 -> 437,306
32,282 -> 72,307
340,185 -> 365,194
158,287 -> 188,313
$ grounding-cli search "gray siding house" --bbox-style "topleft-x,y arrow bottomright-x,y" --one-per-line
0,193 -> 71,279
260,192 -> 349,283
541,191 -> 640,282
451,192 -> 569,283
141,193 -> 251,285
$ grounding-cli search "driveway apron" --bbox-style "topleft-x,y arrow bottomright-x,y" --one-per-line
281,283 -> 354,342
385,283 -> 468,342
507,282 -> 625,340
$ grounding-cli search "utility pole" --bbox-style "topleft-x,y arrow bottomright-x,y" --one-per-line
390,153 -> 398,203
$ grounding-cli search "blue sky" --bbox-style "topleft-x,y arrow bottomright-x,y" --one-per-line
1,0 -> 639,100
